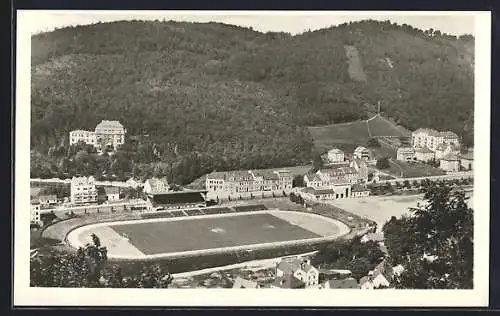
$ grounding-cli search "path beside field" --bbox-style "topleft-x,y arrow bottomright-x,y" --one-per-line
171,251 -> 318,278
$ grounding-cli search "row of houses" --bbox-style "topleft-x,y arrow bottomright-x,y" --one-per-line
299,159 -> 371,201
394,128 -> 474,172
204,169 -> 294,200
234,255 -> 403,289
326,146 -> 373,164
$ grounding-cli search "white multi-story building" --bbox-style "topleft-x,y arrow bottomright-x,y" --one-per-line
327,148 -> 345,163
94,120 -> 126,150
411,128 -> 459,151
396,147 -> 416,162
144,177 -> 169,195
353,146 -> 372,160
69,130 -> 97,147
303,166 -> 358,199
70,176 -> 98,205
30,204 -> 42,226
205,169 -> 293,198
69,120 -> 126,151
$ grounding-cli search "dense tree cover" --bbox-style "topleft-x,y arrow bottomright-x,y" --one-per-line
30,234 -> 173,288
312,236 -> 385,281
31,20 -> 474,184
367,137 -> 381,148
383,183 -> 473,288
376,157 -> 390,169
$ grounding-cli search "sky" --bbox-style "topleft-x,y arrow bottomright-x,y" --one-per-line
20,11 -> 477,36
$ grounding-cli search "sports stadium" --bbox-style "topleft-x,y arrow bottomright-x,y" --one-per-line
66,205 -> 350,260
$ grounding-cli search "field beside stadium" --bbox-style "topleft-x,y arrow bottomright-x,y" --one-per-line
67,210 -> 349,260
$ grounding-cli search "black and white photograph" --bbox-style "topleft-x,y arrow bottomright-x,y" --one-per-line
14,10 -> 490,307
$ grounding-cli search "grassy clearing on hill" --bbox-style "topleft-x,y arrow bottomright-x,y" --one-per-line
308,120 -> 370,153
367,115 -> 410,137
309,114 -> 411,154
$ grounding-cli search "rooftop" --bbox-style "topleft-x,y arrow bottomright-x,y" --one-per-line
206,170 -> 253,181
95,120 -> 124,130
272,275 -> 305,289
460,151 -> 474,160
413,128 -> 459,139
277,258 -> 316,274
104,186 -> 120,195
38,195 -> 57,201
325,278 -> 358,289
441,153 -> 460,161
232,277 -> 259,289
397,146 -> 414,152
328,148 -> 344,154
148,190 -> 207,206
354,146 -> 368,153
415,146 -> 434,154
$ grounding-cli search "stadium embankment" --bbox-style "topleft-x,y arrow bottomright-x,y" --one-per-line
66,210 -> 350,261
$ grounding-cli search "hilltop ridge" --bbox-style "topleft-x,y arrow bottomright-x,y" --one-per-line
30,19 -> 474,184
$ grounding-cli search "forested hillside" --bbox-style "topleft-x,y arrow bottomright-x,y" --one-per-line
30,20 -> 474,184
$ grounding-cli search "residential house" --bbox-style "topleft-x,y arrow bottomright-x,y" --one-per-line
322,278 -> 359,289
104,186 -> 120,201
435,143 -> 460,160
411,128 -> 459,151
353,146 -> 372,160
126,177 -> 143,189
70,176 -> 98,205
361,260 -> 394,289
396,147 -> 416,162
360,232 -> 384,244
299,187 -> 336,201
327,148 -> 345,163
232,277 -> 260,289
460,151 -> 473,171
349,159 -> 369,183
439,153 -> 460,172
69,130 -> 97,147
38,195 -> 58,208
392,264 -> 405,277
318,269 -> 352,283
143,177 -> 169,194
350,184 -> 370,198
270,275 -> 305,289
303,166 -> 358,199
276,258 -> 319,288
414,147 -> 435,162
359,276 -> 375,289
